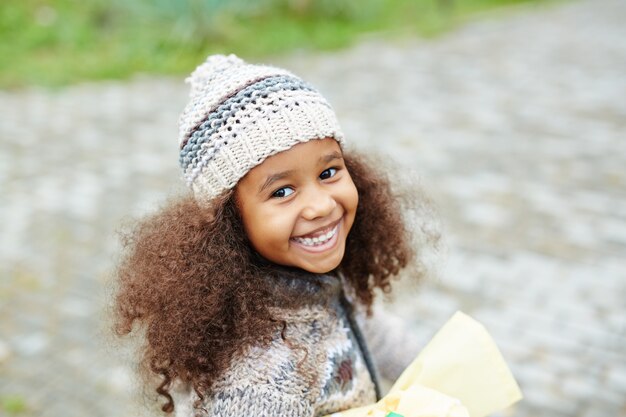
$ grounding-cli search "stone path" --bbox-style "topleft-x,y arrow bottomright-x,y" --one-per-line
1,0 -> 625,416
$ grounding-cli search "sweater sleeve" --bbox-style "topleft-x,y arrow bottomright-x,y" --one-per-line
172,383 -> 315,417
358,305 -> 425,382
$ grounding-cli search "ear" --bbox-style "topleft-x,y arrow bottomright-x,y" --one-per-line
227,187 -> 249,235
232,184 -> 246,218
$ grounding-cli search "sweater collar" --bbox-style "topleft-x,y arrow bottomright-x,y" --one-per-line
259,264 -> 344,309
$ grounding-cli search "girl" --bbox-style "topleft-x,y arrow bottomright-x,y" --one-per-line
113,54 -> 437,417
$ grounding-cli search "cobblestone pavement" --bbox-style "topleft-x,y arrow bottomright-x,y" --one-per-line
1,0 -> 625,416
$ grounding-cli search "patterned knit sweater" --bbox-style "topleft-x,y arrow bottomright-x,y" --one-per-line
171,272 -> 422,417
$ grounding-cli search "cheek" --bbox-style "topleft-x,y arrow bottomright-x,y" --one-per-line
243,207 -> 295,252
351,184 -> 359,214
344,179 -> 359,219
342,181 -> 359,237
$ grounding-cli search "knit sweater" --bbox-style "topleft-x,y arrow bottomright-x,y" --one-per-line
171,273 -> 422,417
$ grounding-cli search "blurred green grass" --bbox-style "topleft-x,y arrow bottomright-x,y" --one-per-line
1,394 -> 28,415
1,0 -> 548,88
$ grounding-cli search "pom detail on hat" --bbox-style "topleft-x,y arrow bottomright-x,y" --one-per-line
185,54 -> 244,97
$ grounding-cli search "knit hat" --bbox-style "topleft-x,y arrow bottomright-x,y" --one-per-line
178,54 -> 345,202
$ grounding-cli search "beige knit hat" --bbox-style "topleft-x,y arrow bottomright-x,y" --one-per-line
178,54 -> 345,203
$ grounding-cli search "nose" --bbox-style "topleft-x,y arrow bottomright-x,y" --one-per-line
301,186 -> 337,220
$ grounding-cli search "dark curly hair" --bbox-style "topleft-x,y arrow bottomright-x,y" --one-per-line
112,150 -> 436,414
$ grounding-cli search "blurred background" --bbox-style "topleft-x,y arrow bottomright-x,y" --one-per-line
1,0 -> 625,416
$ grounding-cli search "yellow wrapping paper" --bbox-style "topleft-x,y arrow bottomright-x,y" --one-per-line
325,311 -> 523,417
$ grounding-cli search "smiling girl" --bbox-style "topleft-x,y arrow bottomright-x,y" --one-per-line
113,54 -> 438,417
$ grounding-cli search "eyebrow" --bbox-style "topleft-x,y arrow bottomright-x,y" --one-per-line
319,151 -> 343,164
259,170 -> 296,194
257,151 -> 344,194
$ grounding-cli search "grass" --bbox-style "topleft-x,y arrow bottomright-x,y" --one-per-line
0,0 -> 551,89
1,395 -> 28,415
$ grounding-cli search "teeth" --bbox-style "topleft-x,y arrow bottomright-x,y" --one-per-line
294,225 -> 338,246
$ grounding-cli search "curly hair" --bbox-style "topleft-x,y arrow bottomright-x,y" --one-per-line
112,150 -> 433,414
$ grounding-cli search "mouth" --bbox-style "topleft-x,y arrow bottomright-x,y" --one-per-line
290,219 -> 342,253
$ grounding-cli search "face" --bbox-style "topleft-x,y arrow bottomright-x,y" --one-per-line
235,138 -> 359,274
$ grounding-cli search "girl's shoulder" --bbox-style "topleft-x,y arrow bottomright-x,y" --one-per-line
171,303 -> 342,416
225,302 -> 344,386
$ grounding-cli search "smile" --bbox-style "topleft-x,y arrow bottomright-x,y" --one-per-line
290,220 -> 341,253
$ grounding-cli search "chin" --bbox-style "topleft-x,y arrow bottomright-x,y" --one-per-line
301,264 -> 336,274
299,255 -> 343,274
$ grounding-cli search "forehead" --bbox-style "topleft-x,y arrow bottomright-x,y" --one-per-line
246,138 -> 341,178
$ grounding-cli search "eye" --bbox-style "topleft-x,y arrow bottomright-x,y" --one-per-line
320,167 -> 337,180
272,187 -> 294,198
